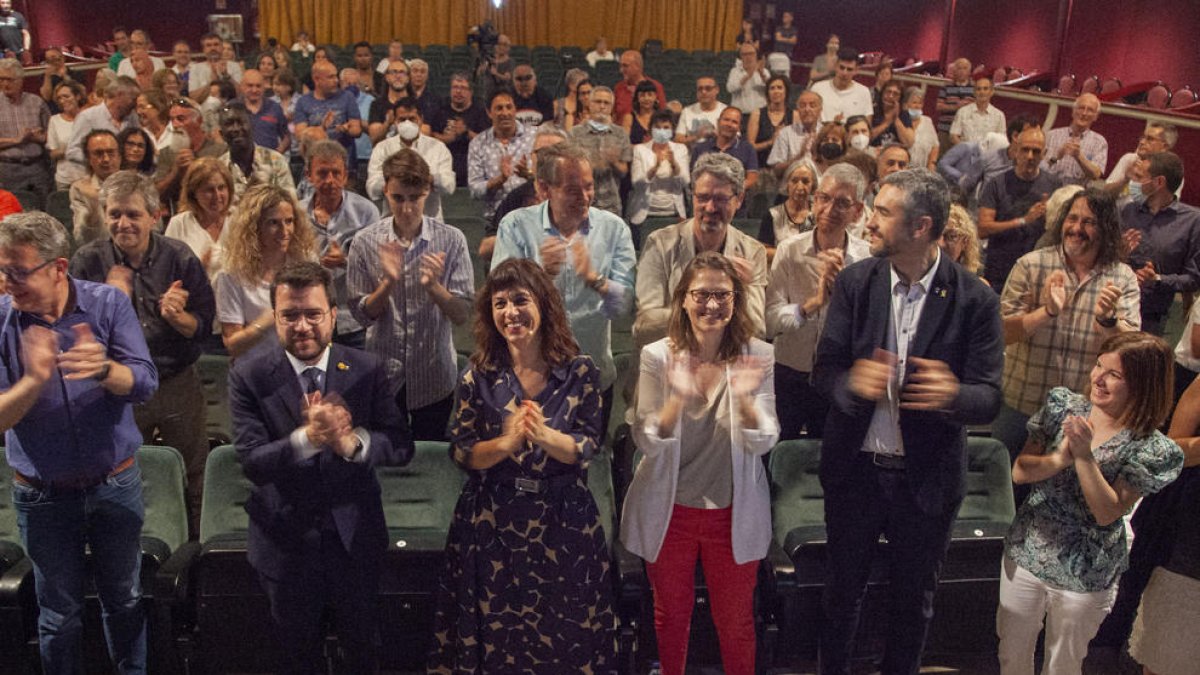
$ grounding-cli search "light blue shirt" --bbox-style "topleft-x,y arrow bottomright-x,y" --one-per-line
301,190 -> 380,336
491,201 -> 636,389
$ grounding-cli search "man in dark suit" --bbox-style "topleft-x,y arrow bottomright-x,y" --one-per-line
229,261 -> 411,675
813,169 -> 1004,675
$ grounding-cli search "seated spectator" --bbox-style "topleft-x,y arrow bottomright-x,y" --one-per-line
939,203 -> 984,279
1042,93 -> 1107,185
117,126 -> 155,175
366,96 -> 455,220
768,89 -> 822,177
810,121 -> 848,176
164,157 -> 234,281
554,68 -> 590,130
869,80 -> 914,148
747,74 -> 792,171
478,125 -> 568,260
374,39 -> 404,76
47,80 -> 87,190
691,106 -> 758,193
338,68 -> 376,176
904,86 -> 939,171
810,47 -> 873,123
188,32 -> 243,100
300,140 -> 380,349
568,85 -> 632,216
215,102 -> 295,203
468,89 -> 536,222
367,57 -> 411,144
727,43 -> 769,114
613,50 -> 665,126
635,152 -> 768,351
511,64 -> 555,128
758,159 -> 817,260
69,129 -> 121,245
950,77 -> 1006,145
241,69 -> 290,155
0,57 -> 50,199
348,148 -> 474,438
428,72 -> 490,188
1106,122 -> 1180,199
676,76 -> 728,146
621,79 -> 658,145
766,163 -> 869,439
293,61 -> 362,175
808,34 -> 840,84
255,53 -> 280,95
215,184 -> 316,357
586,36 -> 615,68
845,114 -> 872,154
351,41 -> 384,97
936,57 -> 975,147
628,109 -> 690,228
150,67 -> 182,99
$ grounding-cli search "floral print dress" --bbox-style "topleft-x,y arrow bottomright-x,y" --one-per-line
428,356 -> 616,674
1005,387 -> 1184,592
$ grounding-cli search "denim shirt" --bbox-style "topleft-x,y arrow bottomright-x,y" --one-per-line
1005,387 -> 1183,592
0,279 -> 158,483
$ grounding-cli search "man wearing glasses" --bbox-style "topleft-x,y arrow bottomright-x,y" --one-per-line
229,260 -> 410,673
0,210 -> 159,674
366,58 -> 411,144
64,76 -> 139,168
675,76 -> 728,147
68,171 -> 215,537
766,164 -> 870,440
0,57 -> 50,200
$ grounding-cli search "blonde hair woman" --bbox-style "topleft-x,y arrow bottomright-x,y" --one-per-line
939,203 -> 984,277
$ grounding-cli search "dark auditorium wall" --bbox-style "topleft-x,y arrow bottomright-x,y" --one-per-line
776,0 -> 946,65
24,0 -> 253,52
945,0 -> 1063,76
1060,0 -> 1200,91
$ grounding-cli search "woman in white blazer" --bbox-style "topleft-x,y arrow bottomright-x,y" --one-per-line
620,251 -> 779,675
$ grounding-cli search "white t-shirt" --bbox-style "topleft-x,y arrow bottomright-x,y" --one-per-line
47,113 -> 86,187
676,101 -> 728,139
164,211 -> 231,284
188,60 -> 244,96
810,79 -> 874,123
116,55 -> 166,78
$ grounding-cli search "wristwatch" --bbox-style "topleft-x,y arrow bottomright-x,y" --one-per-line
1095,315 -> 1118,329
93,360 -> 112,382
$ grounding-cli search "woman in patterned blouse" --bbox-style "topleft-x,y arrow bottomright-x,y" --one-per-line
998,332 -> 1184,675
428,258 -> 615,673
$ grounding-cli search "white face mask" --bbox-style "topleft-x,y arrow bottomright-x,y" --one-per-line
588,119 -> 609,132
395,119 -> 420,142
849,133 -> 870,151
907,108 -> 923,119
651,127 -> 672,144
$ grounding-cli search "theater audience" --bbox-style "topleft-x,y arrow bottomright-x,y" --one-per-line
117,126 -> 155,174
69,170 -> 214,536
691,107 -> 758,194
468,88 -> 536,221
171,40 -> 192,89
348,149 -> 473,439
1000,332 -> 1182,675
950,77 -> 1006,145
621,79 -> 658,145
614,49 -> 666,126
481,33 -> 513,94
628,109 -> 690,229
554,68 -> 589,129
155,97 -> 227,211
727,42 -> 769,114
758,159 -> 817,259
675,76 -> 727,147
241,69 -> 290,155
766,164 -> 868,439
350,41 -> 383,97
869,80 -> 914,149
293,61 -> 362,174
808,34 -> 840,84
408,59 -> 439,121
904,86 -> 939,171
845,115 -> 872,155
623,252 -> 779,675
151,67 -> 182,100
254,53 -> 280,95
70,129 -> 122,245
939,203 -> 984,278
768,89 -> 822,178
216,184 -> 316,357
115,30 -> 163,77
164,157 -> 234,281
585,36 -> 615,68
1043,93 -> 1107,185
366,96 -> 455,220
1106,122 -> 1179,199
478,125 -> 567,260
511,64 -> 554,128
188,32 -> 243,100
810,47 -> 873,123
374,39 -> 404,76
747,74 -> 792,171
428,73 -> 490,188
215,102 -> 295,203
137,89 -> 180,154
0,58 -> 50,198
367,57 -> 411,144
428,257 -> 615,672
38,46 -> 76,111
47,80 -> 87,190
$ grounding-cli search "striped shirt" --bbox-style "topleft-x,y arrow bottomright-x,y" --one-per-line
346,216 -> 474,408
467,123 -> 536,220
1042,127 -> 1108,185
1000,246 -> 1141,415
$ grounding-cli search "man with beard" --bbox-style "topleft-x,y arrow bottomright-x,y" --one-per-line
567,85 -> 631,216
215,102 -> 295,203
491,142 -> 635,438
994,187 -> 1140,468
510,64 -> 554,128
367,58 -> 411,144
766,164 -> 870,440
188,32 -> 243,100
978,126 -> 1063,289
229,260 -> 410,674
768,90 -> 823,177
813,168 -> 1003,675
635,152 -> 768,349
468,88 -> 536,221
0,0 -> 29,59
428,72 -> 489,188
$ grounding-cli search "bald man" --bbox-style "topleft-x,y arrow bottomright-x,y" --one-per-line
240,69 -> 290,154
613,50 -> 665,125
1042,93 -> 1108,185
294,60 -> 363,168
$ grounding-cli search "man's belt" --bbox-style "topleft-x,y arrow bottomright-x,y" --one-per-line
13,456 -> 136,491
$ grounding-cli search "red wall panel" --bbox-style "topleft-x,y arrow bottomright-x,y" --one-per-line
945,0 -> 1061,76
1060,0 -> 1200,91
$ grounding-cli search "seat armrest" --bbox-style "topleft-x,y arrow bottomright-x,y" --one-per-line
154,541 -> 201,607
0,556 -> 32,602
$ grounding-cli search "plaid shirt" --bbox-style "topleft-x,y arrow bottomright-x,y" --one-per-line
219,147 -> 296,204
1000,246 -> 1141,415
0,92 -> 48,160
1042,127 -> 1108,185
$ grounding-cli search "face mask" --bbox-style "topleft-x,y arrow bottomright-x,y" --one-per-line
588,119 -> 609,132
395,120 -> 420,142
818,142 -> 844,160
849,134 -> 870,151
651,128 -> 672,144
907,108 -> 923,119
344,85 -> 360,98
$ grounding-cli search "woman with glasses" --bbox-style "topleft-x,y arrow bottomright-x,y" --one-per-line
428,258 -> 615,673
117,127 -> 155,175
621,252 -> 779,675
554,68 -> 589,131
215,184 -> 316,357
999,332 -> 1183,675
46,80 -> 87,190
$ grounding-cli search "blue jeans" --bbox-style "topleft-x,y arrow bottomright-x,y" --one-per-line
12,463 -> 147,675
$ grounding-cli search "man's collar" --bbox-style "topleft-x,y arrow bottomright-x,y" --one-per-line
110,234 -> 156,269
890,247 -> 941,291
540,201 -> 590,237
285,344 -> 331,373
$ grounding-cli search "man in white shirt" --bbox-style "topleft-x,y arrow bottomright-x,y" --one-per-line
949,77 -> 1006,145
727,43 -> 769,114
768,90 -> 823,177
115,30 -> 164,78
810,47 -> 874,123
675,76 -> 728,147
1105,121 -> 1180,199
188,32 -> 243,100
366,96 -> 454,221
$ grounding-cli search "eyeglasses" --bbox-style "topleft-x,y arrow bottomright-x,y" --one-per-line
688,289 -> 736,305
0,259 -> 55,285
515,75 -> 534,82
276,309 -> 329,326
695,193 -> 736,209
813,191 -> 857,211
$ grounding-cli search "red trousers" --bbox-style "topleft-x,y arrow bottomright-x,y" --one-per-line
644,504 -> 759,675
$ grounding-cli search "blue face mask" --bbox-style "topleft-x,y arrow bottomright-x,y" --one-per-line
651,127 -> 673,144
1127,180 -> 1143,200
907,108 -> 923,119
588,119 -> 609,132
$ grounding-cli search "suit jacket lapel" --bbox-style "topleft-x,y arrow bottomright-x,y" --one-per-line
910,256 -> 954,358
266,348 -> 305,429
868,260 -> 892,350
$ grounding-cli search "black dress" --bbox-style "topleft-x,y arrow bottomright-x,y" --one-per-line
753,106 -> 793,168
628,114 -> 651,146
428,357 -> 616,674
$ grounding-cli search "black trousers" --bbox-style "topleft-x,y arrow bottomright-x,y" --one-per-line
775,363 -> 828,440
819,457 -> 959,675
397,387 -> 455,442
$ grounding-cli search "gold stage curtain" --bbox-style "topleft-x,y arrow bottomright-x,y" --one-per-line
259,0 -> 741,51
